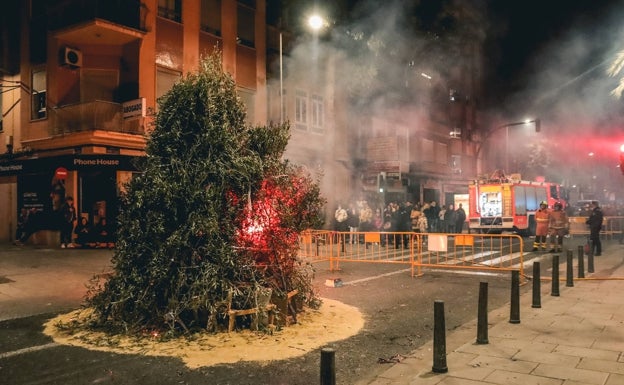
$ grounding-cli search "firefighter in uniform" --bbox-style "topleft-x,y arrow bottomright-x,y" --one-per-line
548,201 -> 569,252
533,201 -> 550,251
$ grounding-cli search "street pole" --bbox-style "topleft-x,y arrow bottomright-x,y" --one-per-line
505,125 -> 509,173
279,32 -> 283,124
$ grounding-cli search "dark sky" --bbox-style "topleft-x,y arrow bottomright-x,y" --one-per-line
484,0 -> 622,110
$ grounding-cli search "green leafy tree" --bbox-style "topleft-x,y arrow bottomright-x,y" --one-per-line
86,52 -> 325,335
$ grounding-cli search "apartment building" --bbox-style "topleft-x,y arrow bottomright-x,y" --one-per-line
0,0 -> 272,243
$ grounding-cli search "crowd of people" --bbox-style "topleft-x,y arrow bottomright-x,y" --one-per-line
14,196 -> 114,249
334,199 -> 467,246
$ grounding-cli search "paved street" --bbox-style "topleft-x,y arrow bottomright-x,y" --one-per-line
1,239 -> 623,384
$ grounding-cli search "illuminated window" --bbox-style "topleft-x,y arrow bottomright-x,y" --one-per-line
310,94 -> 324,133
295,90 -> 307,131
237,4 -> 255,47
158,0 -> 182,22
31,67 -> 46,120
201,0 -> 221,36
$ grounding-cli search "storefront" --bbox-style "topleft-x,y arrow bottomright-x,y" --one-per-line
0,154 -> 143,244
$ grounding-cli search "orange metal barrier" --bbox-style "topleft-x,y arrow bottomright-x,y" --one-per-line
568,216 -> 624,239
299,231 -> 525,278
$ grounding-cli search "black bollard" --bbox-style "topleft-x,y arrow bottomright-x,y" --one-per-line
476,282 -> 489,344
551,255 -> 560,296
532,262 -> 541,308
588,247 -> 595,273
509,270 -> 520,324
578,245 -> 585,279
432,300 -> 448,373
566,250 -> 574,287
320,348 -> 336,385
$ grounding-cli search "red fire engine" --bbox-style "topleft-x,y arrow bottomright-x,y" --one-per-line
468,171 -> 567,236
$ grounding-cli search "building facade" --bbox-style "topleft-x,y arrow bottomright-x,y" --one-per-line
0,0 -> 270,243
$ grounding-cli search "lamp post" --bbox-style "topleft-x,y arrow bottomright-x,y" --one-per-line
279,14 -> 326,125
475,118 -> 540,175
279,32 -> 283,124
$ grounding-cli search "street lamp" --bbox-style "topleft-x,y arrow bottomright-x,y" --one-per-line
475,118 -> 540,175
279,14 -> 326,125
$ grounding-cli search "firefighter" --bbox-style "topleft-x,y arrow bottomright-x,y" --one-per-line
548,201 -> 569,252
533,201 -> 550,251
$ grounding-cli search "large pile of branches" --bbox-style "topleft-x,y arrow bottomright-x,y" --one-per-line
85,52 -> 325,336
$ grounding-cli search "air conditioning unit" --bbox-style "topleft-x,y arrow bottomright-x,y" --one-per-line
63,47 -> 82,67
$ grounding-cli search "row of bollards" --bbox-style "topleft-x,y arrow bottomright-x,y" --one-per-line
319,245 -> 597,382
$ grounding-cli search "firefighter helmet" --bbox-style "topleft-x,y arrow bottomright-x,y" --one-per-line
540,201 -> 548,206
554,201 -> 563,210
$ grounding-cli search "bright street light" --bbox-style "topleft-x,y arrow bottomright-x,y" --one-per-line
307,15 -> 325,31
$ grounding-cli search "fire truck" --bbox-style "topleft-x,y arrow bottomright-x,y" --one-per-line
468,172 -> 567,236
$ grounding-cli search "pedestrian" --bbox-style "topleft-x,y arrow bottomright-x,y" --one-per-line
586,200 -> 604,256
455,203 -> 466,233
444,204 -> 456,233
533,201 -> 550,251
548,201 -> 569,252
74,216 -> 94,248
346,203 -> 359,244
60,196 -> 77,248
334,204 -> 348,243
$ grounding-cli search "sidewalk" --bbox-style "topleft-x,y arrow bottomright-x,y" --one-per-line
368,240 -> 624,385
0,243 -> 112,321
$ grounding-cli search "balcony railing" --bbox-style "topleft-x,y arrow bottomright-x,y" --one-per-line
46,0 -> 145,31
49,100 -> 143,136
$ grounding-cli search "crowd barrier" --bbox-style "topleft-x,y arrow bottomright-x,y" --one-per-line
568,216 -> 623,239
299,230 -> 525,278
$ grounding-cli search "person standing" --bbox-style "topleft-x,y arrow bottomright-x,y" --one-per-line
334,204 -> 348,244
60,196 -> 76,248
548,202 -> 569,252
455,203 -> 466,233
444,204 -> 456,233
346,203 -> 359,244
533,201 -> 550,251
586,200 -> 604,256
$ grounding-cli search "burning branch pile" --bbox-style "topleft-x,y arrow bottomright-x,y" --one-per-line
84,52 -> 325,337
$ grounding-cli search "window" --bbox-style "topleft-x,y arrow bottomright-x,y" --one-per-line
451,155 -> 462,173
237,4 -> 255,47
238,88 -> 255,124
156,67 -> 181,110
158,0 -> 182,22
201,0 -> 221,36
31,67 -> 46,120
310,94 -> 324,133
295,90 -> 307,131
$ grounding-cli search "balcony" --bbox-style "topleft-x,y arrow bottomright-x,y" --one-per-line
46,0 -> 146,47
47,0 -> 145,32
48,100 -> 143,136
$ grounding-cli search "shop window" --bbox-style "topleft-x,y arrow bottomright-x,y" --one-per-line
201,0 -> 221,36
237,4 -> 255,47
295,90 -> 307,131
31,67 -> 46,120
310,94 -> 324,133
158,0 -> 182,23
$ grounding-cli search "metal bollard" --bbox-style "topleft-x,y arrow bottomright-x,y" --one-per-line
476,282 -> 489,344
510,270 -> 520,324
532,261 -> 541,308
588,247 -> 595,273
577,245 -> 585,279
320,348 -> 336,385
551,255 -> 560,297
432,300 -> 448,373
566,250 -> 574,287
